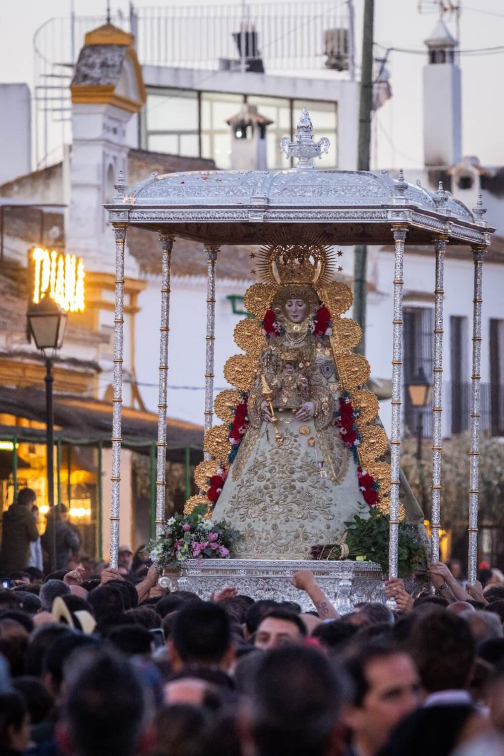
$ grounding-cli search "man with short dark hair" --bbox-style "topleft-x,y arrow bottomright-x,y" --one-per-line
169,600 -> 234,672
244,646 -> 346,756
0,488 -> 39,573
39,580 -> 70,612
57,649 -> 153,756
344,644 -> 421,756
407,610 -> 475,704
254,608 -> 307,651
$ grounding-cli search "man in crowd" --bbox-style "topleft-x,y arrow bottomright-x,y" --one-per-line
0,488 -> 39,573
254,607 -> 307,650
344,643 -> 421,756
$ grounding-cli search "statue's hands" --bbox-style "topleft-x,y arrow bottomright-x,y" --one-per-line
261,400 -> 272,422
296,402 -> 314,421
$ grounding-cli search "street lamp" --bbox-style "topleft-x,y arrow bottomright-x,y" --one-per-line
407,366 -> 432,518
27,297 -> 67,571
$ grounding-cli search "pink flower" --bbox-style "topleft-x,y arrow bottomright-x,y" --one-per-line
208,532 -> 219,541
219,546 -> 230,557
174,540 -> 182,548
210,542 -> 219,550
182,524 -> 191,532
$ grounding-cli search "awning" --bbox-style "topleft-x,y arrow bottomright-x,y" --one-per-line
0,386 -> 203,458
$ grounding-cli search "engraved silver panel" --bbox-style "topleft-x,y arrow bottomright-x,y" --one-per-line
159,558 -> 386,614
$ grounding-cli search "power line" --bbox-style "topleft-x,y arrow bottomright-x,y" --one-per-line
375,41 -> 504,57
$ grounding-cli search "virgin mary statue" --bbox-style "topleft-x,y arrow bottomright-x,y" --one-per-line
187,236 -> 409,560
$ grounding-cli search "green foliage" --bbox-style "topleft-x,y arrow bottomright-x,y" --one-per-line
344,509 -> 425,577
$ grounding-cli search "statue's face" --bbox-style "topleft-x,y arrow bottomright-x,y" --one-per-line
284,298 -> 308,323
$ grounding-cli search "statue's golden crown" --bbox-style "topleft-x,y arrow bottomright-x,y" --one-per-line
257,231 -> 335,286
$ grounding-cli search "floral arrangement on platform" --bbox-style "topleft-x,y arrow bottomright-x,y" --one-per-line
334,392 -> 361,459
262,309 -> 284,338
311,509 -> 425,578
148,505 -> 240,569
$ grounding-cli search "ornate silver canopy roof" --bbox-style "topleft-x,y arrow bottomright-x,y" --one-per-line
106,108 -> 493,248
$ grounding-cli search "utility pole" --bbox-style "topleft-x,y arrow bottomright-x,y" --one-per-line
353,0 -> 374,356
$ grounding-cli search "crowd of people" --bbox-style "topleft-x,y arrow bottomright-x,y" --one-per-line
2,492 -> 504,756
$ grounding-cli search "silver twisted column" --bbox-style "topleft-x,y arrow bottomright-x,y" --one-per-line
468,246 -> 485,584
110,225 -> 127,568
155,234 -> 174,539
431,237 -> 447,564
204,244 -> 219,461
389,226 -> 407,581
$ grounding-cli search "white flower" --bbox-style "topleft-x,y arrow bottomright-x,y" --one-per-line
167,517 -> 176,526
203,520 -> 214,530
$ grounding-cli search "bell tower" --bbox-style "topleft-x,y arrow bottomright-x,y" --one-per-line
423,20 -> 462,167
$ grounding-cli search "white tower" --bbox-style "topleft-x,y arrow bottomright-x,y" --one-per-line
68,23 -> 146,275
423,20 -> 462,167
226,105 -> 273,171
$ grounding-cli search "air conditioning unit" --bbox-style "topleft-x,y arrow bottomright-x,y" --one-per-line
324,27 -> 349,71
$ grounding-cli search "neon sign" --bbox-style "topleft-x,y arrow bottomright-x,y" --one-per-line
32,247 -> 85,312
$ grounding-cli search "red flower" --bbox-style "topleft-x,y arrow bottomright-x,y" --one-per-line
207,486 -> 220,503
339,401 -> 354,418
359,473 -> 374,489
343,428 -> 357,444
229,428 -> 242,443
209,475 -> 224,489
363,489 -> 378,505
263,309 -> 277,336
317,306 -> 331,323
234,404 -> 248,423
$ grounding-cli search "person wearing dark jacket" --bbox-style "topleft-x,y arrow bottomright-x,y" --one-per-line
41,504 -> 80,570
0,488 -> 39,573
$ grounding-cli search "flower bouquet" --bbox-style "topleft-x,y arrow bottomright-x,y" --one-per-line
148,505 -> 240,570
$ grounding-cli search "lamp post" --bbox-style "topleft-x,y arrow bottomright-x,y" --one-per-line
27,297 -> 67,572
407,367 -> 432,519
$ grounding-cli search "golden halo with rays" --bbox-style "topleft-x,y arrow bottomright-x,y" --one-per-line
257,229 -> 336,287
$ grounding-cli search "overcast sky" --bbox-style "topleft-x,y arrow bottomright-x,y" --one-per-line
1,0 -> 504,169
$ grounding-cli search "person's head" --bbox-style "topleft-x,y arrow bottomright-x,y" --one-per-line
0,592 -> 22,612
13,676 -> 54,725
245,600 -> 278,636
344,644 -> 421,756
156,594 -> 185,619
16,488 -> 36,508
0,692 -> 30,752
39,580 -> 71,612
118,546 -> 133,571
448,601 -> 475,615
151,704 -> 208,756
24,567 -> 44,585
358,603 -> 395,626
128,608 -> 161,630
56,503 -> 69,522
0,610 -> 34,635
61,594 -> 93,616
44,632 -> 100,697
484,585 -> 504,603
312,619 -> 359,655
407,610 -> 475,694
379,704 -> 485,756
87,586 -> 124,623
447,559 -> 462,580
0,619 -> 29,678
107,579 -> 138,610
59,649 -> 153,756
246,645 -> 346,756
25,624 -> 75,677
478,568 -> 493,588
170,601 -> 233,671
485,600 -> 504,625
13,592 -> 41,615
107,626 -> 154,657
413,595 -> 449,610
254,608 -> 307,651
463,610 -> 503,644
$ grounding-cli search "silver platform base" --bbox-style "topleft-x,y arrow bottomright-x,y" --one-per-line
159,559 -> 385,614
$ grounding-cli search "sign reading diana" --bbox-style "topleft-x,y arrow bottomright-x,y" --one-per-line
31,247 -> 85,312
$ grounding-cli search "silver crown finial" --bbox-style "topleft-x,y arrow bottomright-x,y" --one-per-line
434,180 -> 447,209
473,193 -> 487,223
114,169 -> 128,199
394,168 -> 408,197
280,108 -> 330,170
